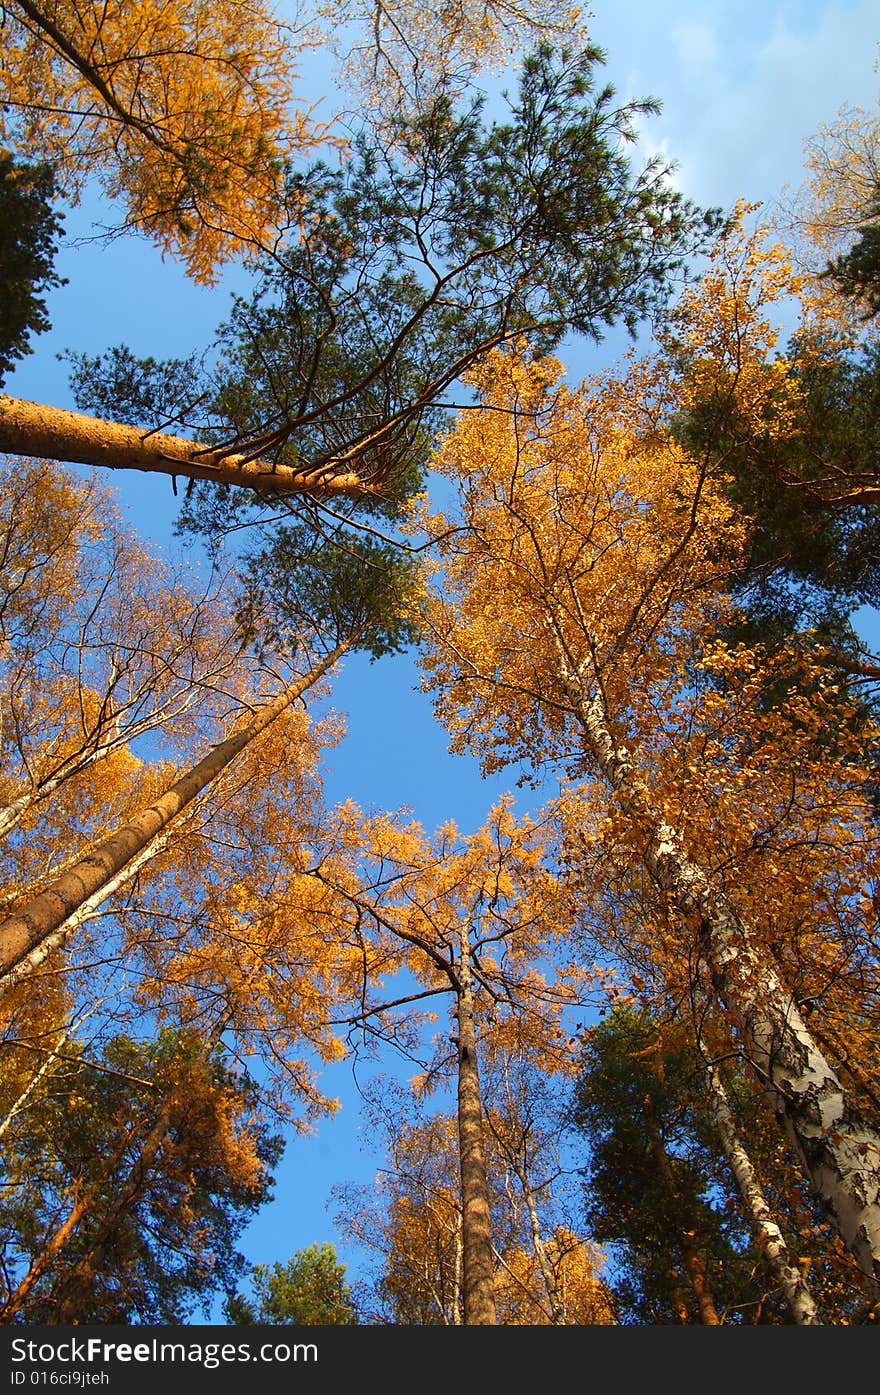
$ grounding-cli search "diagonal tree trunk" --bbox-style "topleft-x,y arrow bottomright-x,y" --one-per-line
648,1125 -> 721,1324
0,640 -> 350,977
557,648 -> 880,1296
0,1004 -> 236,1324
0,826 -> 174,997
705,1061 -> 820,1325
0,1189 -> 93,1321
46,1098 -> 178,1324
0,396 -> 373,500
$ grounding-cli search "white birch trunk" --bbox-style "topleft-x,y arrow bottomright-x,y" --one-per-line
559,656 -> 880,1294
705,1063 -> 820,1324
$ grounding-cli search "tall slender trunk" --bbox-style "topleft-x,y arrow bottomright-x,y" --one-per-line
0,1191 -> 92,1321
451,1218 -> 464,1325
0,827 -> 173,997
0,396 -> 370,500
0,1025 -> 76,1141
558,653 -> 880,1293
456,932 -> 497,1325
705,1063 -> 820,1325
48,1100 -> 177,1324
520,1176 -> 563,1323
0,641 -> 350,977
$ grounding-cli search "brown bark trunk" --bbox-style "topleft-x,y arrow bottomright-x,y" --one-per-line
2,1009 -> 234,1324
0,827 -> 173,997
0,642 -> 349,976
49,1102 -> 176,1324
0,1102 -> 148,1322
650,1129 -> 722,1325
0,1191 -> 92,1321
558,651 -> 880,1295
0,396 -> 372,500
456,932 -> 497,1325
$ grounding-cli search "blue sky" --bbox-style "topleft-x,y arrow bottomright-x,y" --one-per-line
5,0 -> 879,1314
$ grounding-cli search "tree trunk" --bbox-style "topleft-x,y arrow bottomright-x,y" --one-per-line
48,1101 -> 176,1324
0,395 -> 372,500
0,1191 -> 92,1321
649,1128 -> 722,1325
0,827 -> 173,997
705,1062 -> 820,1325
0,641 -> 349,976
0,1024 -> 75,1141
520,1175 -> 564,1323
455,932 -> 497,1325
0,1006 -> 236,1324
559,654 -> 880,1295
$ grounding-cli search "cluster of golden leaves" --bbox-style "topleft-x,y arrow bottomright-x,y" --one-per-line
0,457 -> 376,1135
0,0 -> 324,281
0,0 -> 592,280
412,210 -> 880,1087
774,95 -> 880,328
323,795 -> 594,1082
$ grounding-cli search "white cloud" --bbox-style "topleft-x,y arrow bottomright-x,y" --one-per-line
589,0 -> 879,210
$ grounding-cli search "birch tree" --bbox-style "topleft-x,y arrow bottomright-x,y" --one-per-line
414,262 -> 880,1290
0,458 -> 249,845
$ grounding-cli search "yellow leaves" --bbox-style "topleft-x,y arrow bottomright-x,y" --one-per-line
0,0 -> 334,281
494,1227 -> 615,1325
419,339 -> 749,781
774,95 -> 880,330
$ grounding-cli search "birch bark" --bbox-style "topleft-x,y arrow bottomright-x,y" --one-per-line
705,1062 -> 820,1324
560,653 -> 880,1294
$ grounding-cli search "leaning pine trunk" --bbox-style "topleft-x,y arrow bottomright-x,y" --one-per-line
0,641 -> 350,977
705,1063 -> 820,1324
559,654 -> 880,1296
0,827 -> 174,996
0,396 -> 373,500
1,1005 -> 236,1323
0,1191 -> 93,1321
455,931 -> 497,1325
48,1101 -> 177,1324
648,1125 -> 721,1325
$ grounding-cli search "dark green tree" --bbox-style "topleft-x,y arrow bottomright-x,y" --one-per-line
0,1029 -> 282,1324
571,1006 -> 878,1323
63,44 -> 719,552
0,150 -> 64,386
675,332 -> 880,641
825,197 -> 880,319
570,1008 -> 767,1325
225,1244 -> 360,1325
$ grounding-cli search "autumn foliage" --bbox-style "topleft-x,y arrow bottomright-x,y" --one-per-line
1,8 -> 880,1327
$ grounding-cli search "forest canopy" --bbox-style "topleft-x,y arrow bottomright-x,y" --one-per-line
0,0 -> 879,1330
